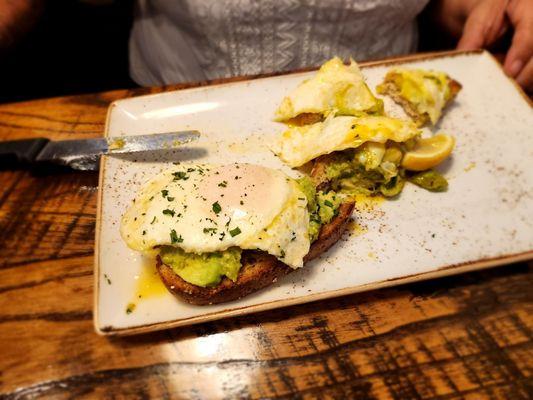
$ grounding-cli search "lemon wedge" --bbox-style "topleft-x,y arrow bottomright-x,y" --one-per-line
402,134 -> 455,171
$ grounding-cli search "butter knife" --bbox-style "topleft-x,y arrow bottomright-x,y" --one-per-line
0,131 -> 201,171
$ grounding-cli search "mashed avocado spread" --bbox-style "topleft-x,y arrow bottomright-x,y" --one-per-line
324,148 -> 403,197
158,180 -> 341,287
159,246 -> 242,287
322,145 -> 447,197
408,170 -> 448,191
297,177 -> 343,242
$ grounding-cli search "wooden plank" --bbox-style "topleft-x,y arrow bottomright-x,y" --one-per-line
0,265 -> 531,398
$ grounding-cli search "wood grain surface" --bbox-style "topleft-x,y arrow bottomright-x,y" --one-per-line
0,76 -> 532,399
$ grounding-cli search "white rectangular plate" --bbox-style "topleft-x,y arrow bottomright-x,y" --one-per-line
95,51 -> 533,335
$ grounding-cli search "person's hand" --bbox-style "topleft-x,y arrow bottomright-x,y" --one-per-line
502,0 -> 533,91
456,0 -> 509,50
456,0 -> 533,92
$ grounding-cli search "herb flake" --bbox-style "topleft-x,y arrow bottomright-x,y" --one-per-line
212,201 -> 222,214
172,171 -> 189,181
170,229 -> 183,244
229,227 -> 241,237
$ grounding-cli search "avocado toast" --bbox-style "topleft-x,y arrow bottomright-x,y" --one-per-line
121,163 -> 354,305
377,69 -> 462,126
272,59 -> 460,197
157,201 -> 354,305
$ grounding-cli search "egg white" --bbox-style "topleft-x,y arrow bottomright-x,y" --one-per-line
120,163 -> 310,268
274,57 -> 382,121
272,115 -> 420,167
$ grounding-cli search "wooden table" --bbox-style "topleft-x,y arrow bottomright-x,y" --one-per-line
0,83 -> 532,399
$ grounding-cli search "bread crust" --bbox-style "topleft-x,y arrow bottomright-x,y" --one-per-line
157,201 -> 355,305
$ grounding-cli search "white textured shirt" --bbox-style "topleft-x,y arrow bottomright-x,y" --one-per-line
130,0 -> 429,86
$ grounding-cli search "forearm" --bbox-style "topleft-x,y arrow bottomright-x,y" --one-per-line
0,0 -> 43,50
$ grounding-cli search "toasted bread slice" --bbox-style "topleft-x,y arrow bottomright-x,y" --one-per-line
285,112 -> 324,126
157,201 -> 355,305
309,153 -> 338,191
378,73 -> 462,126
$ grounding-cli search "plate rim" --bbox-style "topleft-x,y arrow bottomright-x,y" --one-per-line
93,49 -> 533,336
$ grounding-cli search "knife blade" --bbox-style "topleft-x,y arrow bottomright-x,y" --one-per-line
0,131 -> 200,171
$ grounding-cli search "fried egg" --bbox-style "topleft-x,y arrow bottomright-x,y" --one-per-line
272,115 -> 420,167
275,57 -> 383,122
121,164 -> 310,268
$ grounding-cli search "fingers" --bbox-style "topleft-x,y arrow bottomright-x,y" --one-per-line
457,13 -> 487,49
515,56 -> 533,92
457,0 -> 509,50
504,0 -> 533,80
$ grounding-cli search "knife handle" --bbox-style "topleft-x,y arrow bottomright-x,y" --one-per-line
0,138 -> 49,166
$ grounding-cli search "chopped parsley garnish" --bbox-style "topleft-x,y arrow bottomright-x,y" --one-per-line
172,171 -> 189,181
212,201 -> 222,214
162,209 -> 175,217
187,167 -> 195,172
161,189 -> 169,197
170,229 -> 183,244
280,250 -> 286,259
150,216 -> 157,224
203,227 -> 217,234
167,197 -> 175,201
240,200 -> 244,205
229,227 -> 241,237
324,200 -> 334,207
218,181 -> 228,188
142,230 -> 146,235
